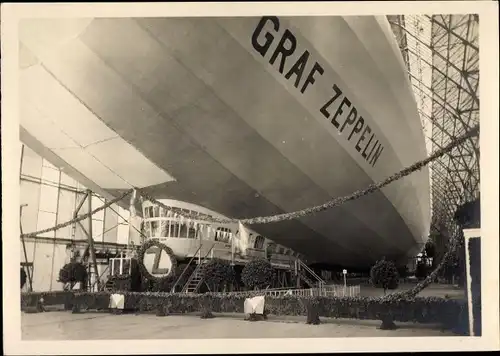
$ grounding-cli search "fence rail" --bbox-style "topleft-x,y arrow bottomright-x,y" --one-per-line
224,284 -> 361,298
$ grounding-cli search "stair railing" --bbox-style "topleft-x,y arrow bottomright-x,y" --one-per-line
181,244 -> 216,293
96,264 -> 110,291
171,245 -> 203,293
295,259 -> 325,289
94,245 -> 135,292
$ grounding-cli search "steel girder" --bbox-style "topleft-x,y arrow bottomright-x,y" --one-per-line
387,14 -> 480,243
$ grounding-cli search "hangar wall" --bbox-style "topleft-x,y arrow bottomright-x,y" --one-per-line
20,143 -> 131,292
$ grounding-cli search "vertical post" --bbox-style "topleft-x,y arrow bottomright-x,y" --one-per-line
127,189 -> 137,254
102,204 -> 106,250
463,228 -> 481,337
19,145 -> 33,292
464,232 -> 473,336
87,190 -> 100,290
20,204 -> 33,292
295,260 -> 300,288
49,170 -> 63,291
343,269 -> 347,297
231,229 -> 235,266
198,225 -> 202,265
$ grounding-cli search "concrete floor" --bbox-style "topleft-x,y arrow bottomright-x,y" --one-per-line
22,311 -> 456,340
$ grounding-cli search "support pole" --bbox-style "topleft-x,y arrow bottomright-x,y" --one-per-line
86,190 -> 100,291
19,146 -> 33,292
20,204 -> 33,292
231,229 -> 235,266
295,260 -> 300,288
127,189 -> 137,255
73,192 -> 88,220
198,225 -> 202,265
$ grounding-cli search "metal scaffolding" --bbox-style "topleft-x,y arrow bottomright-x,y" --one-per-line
388,15 -> 480,243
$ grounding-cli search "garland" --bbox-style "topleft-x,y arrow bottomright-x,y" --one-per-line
141,125 -> 478,301
381,233 -> 461,301
140,124 -> 479,225
21,124 -> 479,235
137,239 -> 178,283
20,189 -> 133,239
19,124 -> 479,302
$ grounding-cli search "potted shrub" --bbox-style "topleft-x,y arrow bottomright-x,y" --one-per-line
415,261 -> 428,281
202,258 -> 236,292
370,258 -> 400,330
370,258 -> 400,295
241,258 -> 276,291
58,262 -> 88,291
58,262 -> 88,311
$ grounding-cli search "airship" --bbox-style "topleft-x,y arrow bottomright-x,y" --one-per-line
19,16 -> 430,269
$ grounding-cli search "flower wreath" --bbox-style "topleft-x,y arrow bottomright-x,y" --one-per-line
137,239 -> 178,282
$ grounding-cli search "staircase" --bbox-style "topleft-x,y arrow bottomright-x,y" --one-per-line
104,279 -> 114,291
171,243 -> 216,294
181,260 -> 210,293
297,269 -> 318,288
294,259 -> 325,289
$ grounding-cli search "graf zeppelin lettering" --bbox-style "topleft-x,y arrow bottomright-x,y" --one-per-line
251,16 -> 385,168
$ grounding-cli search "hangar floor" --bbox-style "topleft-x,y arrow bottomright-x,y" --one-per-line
21,283 -> 463,340
22,311 -> 455,340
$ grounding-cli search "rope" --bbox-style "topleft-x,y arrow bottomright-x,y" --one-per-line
141,124 -> 479,225
20,190 -> 133,238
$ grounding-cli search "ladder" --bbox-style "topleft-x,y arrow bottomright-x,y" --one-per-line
178,244 -> 216,294
182,260 -> 210,293
103,279 -> 114,292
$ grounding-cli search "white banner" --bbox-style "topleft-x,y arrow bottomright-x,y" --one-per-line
244,296 -> 265,315
109,294 -> 125,309
128,190 -> 142,245
238,221 -> 250,256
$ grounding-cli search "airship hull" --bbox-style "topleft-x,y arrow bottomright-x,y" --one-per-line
19,16 -> 430,268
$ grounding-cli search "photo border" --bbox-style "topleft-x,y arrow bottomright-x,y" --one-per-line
2,1 -> 499,354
